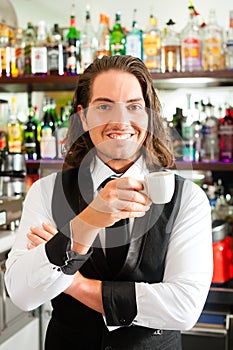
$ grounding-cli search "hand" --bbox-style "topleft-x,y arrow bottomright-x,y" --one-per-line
80,176 -> 151,228
64,271 -> 104,314
27,222 -> 57,250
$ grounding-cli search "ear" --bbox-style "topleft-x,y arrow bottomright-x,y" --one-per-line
78,105 -> 88,132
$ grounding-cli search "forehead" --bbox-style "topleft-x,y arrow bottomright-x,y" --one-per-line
90,70 -> 144,103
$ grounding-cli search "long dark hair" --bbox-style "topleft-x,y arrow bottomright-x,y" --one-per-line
64,55 -> 174,170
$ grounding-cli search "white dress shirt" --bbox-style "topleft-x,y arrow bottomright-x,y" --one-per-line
5,156 -> 213,331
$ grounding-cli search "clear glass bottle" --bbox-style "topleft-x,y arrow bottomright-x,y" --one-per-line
110,12 -> 126,56
181,94 -> 195,162
96,13 -> 111,59
202,9 -> 224,71
143,14 -> 161,72
40,126 -> 56,159
161,19 -> 181,73
225,10 -> 233,70
80,6 -> 97,72
14,28 -> 25,77
31,21 -> 48,76
56,106 -> 69,159
180,3 -> 202,72
0,24 -> 11,77
200,100 -> 219,162
125,9 -> 143,59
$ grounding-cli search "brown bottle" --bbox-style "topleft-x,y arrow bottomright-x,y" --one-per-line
161,19 -> 181,73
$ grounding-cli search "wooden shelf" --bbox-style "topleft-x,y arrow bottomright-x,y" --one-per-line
172,161 -> 233,172
0,75 -> 80,93
1,70 -> 233,92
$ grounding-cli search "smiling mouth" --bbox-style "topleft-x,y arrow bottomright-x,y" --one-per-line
107,133 -> 135,140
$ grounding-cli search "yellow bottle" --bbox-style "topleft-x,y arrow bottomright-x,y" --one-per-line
143,14 -> 161,72
7,97 -> 23,154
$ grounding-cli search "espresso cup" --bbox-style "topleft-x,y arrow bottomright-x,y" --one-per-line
141,171 -> 175,204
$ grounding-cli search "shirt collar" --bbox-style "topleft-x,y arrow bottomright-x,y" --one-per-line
91,156 -> 149,193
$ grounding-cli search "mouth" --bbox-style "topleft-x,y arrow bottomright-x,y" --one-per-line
106,131 -> 136,140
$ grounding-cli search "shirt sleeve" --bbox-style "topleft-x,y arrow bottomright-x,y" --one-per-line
5,173 -> 91,312
133,179 -> 213,331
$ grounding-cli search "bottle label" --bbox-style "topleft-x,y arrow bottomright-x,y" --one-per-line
31,47 -> 48,74
8,140 -> 22,153
182,37 -> 201,69
143,34 -> 161,70
47,48 -> 59,71
203,38 -> 221,56
0,47 -> 11,76
219,125 -> 233,135
126,34 -> 142,59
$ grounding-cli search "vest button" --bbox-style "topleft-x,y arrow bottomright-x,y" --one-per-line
119,318 -> 126,325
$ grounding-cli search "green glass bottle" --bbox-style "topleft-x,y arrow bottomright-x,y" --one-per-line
110,12 -> 126,56
64,4 -> 81,75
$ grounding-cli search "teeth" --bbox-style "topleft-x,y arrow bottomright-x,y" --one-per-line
109,134 -> 132,140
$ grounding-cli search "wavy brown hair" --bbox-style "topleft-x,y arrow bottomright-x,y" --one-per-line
64,55 -> 174,171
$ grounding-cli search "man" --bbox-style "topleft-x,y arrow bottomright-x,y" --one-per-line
5,55 -> 213,350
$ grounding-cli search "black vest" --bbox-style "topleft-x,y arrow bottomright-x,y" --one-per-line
47,165 -> 184,350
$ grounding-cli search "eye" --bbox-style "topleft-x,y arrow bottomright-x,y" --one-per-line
96,104 -> 112,111
127,104 -> 144,111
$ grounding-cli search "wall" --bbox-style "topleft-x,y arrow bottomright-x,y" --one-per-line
10,0 -> 233,33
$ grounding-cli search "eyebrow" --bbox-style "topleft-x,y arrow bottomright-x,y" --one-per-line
91,97 -> 144,104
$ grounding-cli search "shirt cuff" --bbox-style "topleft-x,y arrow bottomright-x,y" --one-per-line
45,229 -> 92,275
102,281 -> 137,326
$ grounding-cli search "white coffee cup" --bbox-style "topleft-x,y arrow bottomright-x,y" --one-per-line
141,171 -> 175,204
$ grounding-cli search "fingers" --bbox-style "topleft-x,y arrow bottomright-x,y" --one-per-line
26,223 -> 57,249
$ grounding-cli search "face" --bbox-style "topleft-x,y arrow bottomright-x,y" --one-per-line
79,70 -> 148,171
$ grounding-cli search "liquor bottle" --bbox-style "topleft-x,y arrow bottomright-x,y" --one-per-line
219,107 -> 233,162
96,13 -> 111,59
125,9 -> 143,59
143,14 -> 161,72
47,23 -> 64,75
170,107 -> 185,160
64,4 -> 81,76
7,97 -> 23,154
56,106 -> 69,159
181,94 -> 195,162
200,99 -> 219,162
161,19 -> 181,73
110,12 -> 126,56
0,24 -> 11,77
225,10 -> 233,70
24,22 -> 36,76
80,6 -> 97,72
40,126 -> 56,159
180,2 -> 202,72
202,9 -> 224,71
31,21 -> 48,76
14,28 -> 25,77
192,101 -> 202,162
23,107 -> 38,160
40,98 -> 56,133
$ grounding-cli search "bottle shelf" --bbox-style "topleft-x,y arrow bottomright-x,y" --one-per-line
1,69 -> 233,93
0,75 -> 80,93
172,161 -> 233,172
25,160 -> 233,172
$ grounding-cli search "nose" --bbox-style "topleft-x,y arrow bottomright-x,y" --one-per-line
111,103 -> 130,125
